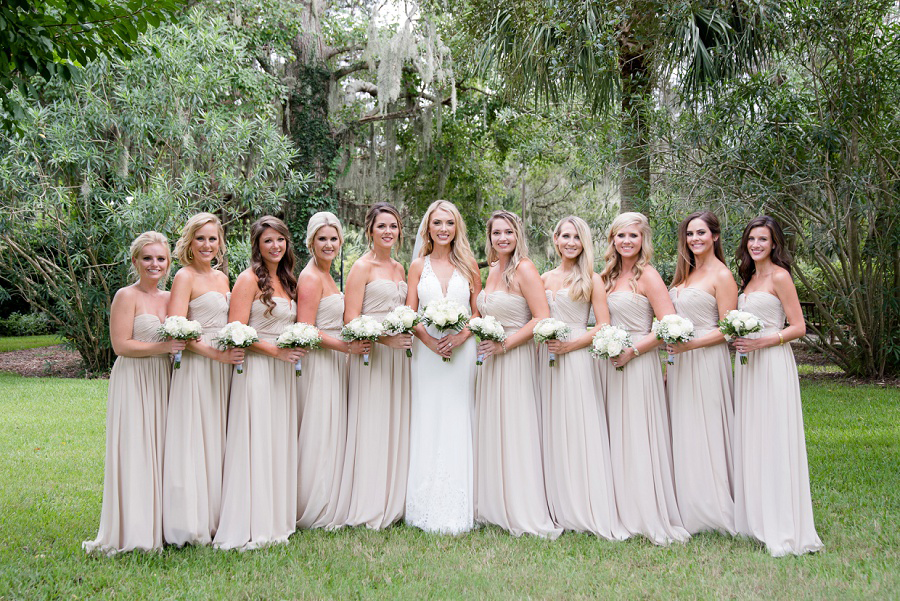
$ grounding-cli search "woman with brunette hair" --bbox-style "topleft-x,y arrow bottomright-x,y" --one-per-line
599,212 -> 689,545
474,210 -> 561,539
214,216 -> 304,550
163,213 -> 242,546
732,216 -> 823,556
330,202 -> 412,530
667,211 -> 738,535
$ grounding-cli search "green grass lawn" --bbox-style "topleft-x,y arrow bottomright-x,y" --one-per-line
0,373 -> 897,599
0,335 -> 64,353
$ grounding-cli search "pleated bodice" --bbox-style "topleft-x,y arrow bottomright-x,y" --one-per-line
608,291 -> 652,337
250,298 -> 296,342
738,292 -> 785,335
188,291 -> 230,337
546,289 -> 588,335
477,291 -> 531,332
362,280 -> 407,319
671,288 -> 719,335
132,314 -> 164,343
315,294 -> 344,336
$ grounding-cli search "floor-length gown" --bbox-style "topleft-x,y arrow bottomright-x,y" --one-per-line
163,291 -> 231,546
474,290 -> 561,539
538,290 -> 628,540
297,293 -> 348,529
734,291 -> 824,556
83,314 -> 171,555
405,257 -> 476,534
330,279 -> 411,529
214,298 -> 299,550
600,291 -> 689,545
668,287 -> 736,535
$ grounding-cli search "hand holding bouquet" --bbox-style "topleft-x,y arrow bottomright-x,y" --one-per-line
214,322 -> 259,374
341,315 -> 384,366
533,318 -> 571,367
468,316 -> 506,366
276,322 -> 322,376
158,316 -> 203,368
382,305 -> 420,358
652,314 -> 695,365
421,298 -> 470,362
590,325 -> 633,371
718,310 -> 763,365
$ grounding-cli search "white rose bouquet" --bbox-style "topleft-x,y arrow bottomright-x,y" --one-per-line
468,315 -> 507,366
652,314 -> 696,365
590,325 -> 633,371
718,309 -> 764,365
533,317 -> 571,367
214,322 -> 259,374
421,298 -> 470,362
276,322 -> 322,377
341,315 -> 384,366
158,315 -> 203,369
382,305 -> 420,358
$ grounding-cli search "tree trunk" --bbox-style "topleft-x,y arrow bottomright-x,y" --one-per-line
618,44 -> 651,215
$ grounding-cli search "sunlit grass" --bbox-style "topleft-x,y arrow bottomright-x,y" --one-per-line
0,335 -> 64,353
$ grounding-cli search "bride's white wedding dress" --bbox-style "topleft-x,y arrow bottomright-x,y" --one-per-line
405,256 -> 476,534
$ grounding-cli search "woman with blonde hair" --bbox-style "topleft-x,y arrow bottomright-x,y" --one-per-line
600,211 -> 689,545
84,232 -> 184,555
163,213 -> 243,546
214,216 -> 304,550
404,200 -> 482,534
474,210 -> 561,538
538,216 -> 626,540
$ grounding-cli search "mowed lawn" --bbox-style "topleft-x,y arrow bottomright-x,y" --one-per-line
0,372 -> 897,600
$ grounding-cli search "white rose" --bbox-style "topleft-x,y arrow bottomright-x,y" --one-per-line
607,341 -> 623,356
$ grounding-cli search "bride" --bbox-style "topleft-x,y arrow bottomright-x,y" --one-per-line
404,200 -> 482,534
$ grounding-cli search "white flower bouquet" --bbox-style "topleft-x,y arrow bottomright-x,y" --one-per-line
421,298 -> 470,362
718,309 -> 764,365
276,322 -> 322,377
590,324 -> 633,371
652,314 -> 696,365
468,316 -> 507,366
533,317 -> 571,367
214,321 -> 259,374
341,315 -> 384,366
382,305 -> 420,358
158,315 -> 203,369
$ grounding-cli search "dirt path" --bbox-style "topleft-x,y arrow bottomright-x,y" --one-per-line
0,345 -> 84,378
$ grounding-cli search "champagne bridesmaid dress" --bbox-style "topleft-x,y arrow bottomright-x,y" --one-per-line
601,291 -> 689,545
83,315 -> 171,555
163,291 -> 231,546
297,293 -> 348,529
734,291 -> 824,556
474,291 -> 561,539
538,290 -> 627,540
214,298 -> 300,550
330,280 -> 411,529
668,287 -> 736,535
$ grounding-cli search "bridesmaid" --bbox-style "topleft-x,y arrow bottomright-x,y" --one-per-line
666,211 -> 738,535
732,216 -> 823,556
538,216 -> 627,540
84,232 -> 184,555
330,202 -> 412,530
214,216 -> 304,550
296,212 -> 358,529
475,210 -> 561,539
598,212 -> 689,545
163,213 -> 241,546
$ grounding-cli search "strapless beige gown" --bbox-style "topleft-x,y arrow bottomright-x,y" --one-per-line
474,291 -> 561,539
330,280 -> 411,530
163,291 -> 231,546
297,294 -> 348,529
668,287 -> 735,535
83,314 -> 171,555
734,291 -> 823,556
538,290 -> 627,539
214,298 -> 299,550
601,291 -> 689,545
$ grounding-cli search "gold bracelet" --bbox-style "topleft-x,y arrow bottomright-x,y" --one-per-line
501,340 -> 507,354
778,331 -> 785,346
631,345 -> 640,357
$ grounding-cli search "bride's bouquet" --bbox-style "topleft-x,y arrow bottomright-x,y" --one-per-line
276,322 -> 322,377
718,309 -> 764,365
214,321 -> 259,374
652,314 -> 695,365
468,316 -> 506,366
590,325 -> 632,371
421,298 -> 470,362
381,305 -> 420,358
533,318 -> 571,367
341,315 -> 384,366
158,316 -> 202,369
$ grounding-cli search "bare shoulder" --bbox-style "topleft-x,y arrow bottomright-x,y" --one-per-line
392,259 -> 407,279
113,284 -> 138,304
713,263 -> 738,287
234,268 -> 260,288
171,267 -> 195,286
772,266 -> 794,285
641,264 -> 665,287
297,269 -> 323,293
408,257 -> 424,276
347,255 -> 373,278
213,269 -> 230,286
516,257 -> 540,278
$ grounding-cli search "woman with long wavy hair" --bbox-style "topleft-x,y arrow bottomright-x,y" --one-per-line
599,212 -> 689,545
731,216 -> 823,556
214,216 -> 305,550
